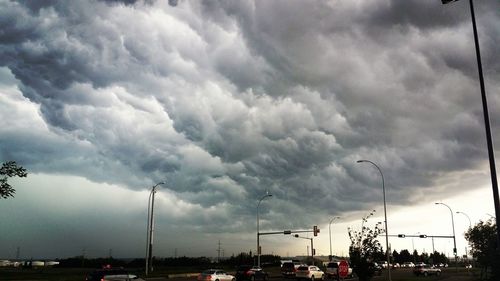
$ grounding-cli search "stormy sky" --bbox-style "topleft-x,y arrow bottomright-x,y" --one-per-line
0,0 -> 499,259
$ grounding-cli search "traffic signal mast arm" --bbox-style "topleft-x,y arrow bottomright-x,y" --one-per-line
381,234 -> 454,238
259,227 -> 320,236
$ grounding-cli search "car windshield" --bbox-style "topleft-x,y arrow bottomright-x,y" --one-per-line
202,270 -> 217,275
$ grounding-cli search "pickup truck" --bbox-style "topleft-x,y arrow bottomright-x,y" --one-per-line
413,264 -> 441,276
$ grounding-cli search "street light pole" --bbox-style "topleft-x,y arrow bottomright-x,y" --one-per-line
145,182 -> 165,276
456,211 -> 472,229
329,216 -> 341,259
257,193 -> 272,268
295,235 -> 314,265
435,202 -> 458,270
456,211 -> 473,266
441,0 -> 500,247
357,160 -> 391,281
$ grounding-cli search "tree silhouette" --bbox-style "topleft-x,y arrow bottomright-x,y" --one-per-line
348,221 -> 384,281
465,219 -> 499,280
0,161 -> 28,199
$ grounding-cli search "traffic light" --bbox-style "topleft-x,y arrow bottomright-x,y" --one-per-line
313,225 -> 320,236
284,230 -> 292,235
419,234 -> 427,238
398,234 -> 406,238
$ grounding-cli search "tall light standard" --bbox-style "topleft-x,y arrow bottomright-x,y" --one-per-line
357,160 -> 391,281
329,216 -> 341,259
257,192 -> 272,267
441,0 -> 500,245
435,202 -> 457,270
456,211 -> 472,229
456,211 -> 473,266
145,182 -> 165,276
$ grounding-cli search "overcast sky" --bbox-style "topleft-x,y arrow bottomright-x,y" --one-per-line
0,0 -> 499,260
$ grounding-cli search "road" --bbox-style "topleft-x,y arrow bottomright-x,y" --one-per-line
148,268 -> 476,281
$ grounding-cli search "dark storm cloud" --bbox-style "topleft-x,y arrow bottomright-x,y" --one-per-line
1,0 -> 499,237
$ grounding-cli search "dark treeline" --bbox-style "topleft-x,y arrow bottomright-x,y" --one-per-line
54,250 -> 447,269
391,249 -> 449,265
55,253 -> 281,269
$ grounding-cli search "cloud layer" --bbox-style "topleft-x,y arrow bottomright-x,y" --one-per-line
0,0 -> 499,257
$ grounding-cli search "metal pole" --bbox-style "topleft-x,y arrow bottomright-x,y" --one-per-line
468,0 -> 500,243
435,203 -> 458,271
148,187 -> 156,274
311,238 -> 314,265
146,182 -> 164,275
456,211 -> 473,266
329,217 -> 340,258
357,160 -> 391,281
257,193 -> 272,267
145,191 -> 153,275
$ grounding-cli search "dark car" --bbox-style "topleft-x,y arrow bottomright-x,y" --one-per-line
281,262 -> 299,278
235,265 -> 269,281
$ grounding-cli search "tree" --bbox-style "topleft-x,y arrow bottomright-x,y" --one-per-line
0,161 -> 28,199
399,249 -> 412,263
465,219 -> 499,280
348,222 -> 385,281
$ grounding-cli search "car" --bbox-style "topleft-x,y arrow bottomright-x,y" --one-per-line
295,265 -> 324,281
281,261 -> 301,278
325,262 -> 353,278
85,268 -> 144,281
402,262 -> 415,268
413,264 -> 441,277
235,265 -> 269,281
198,269 -> 235,281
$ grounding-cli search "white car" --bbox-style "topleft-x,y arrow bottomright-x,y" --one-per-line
86,268 -> 144,281
295,265 -> 324,281
198,269 -> 236,281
